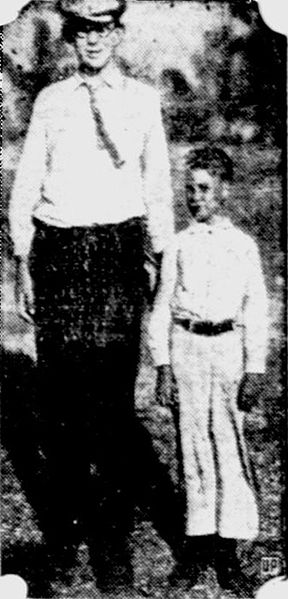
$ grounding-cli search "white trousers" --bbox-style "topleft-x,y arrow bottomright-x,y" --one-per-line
171,325 -> 259,540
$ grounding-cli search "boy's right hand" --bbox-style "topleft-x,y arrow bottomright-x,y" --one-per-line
155,364 -> 174,407
15,257 -> 35,324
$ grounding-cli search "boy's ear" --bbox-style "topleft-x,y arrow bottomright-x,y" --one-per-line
113,25 -> 124,45
222,181 -> 231,201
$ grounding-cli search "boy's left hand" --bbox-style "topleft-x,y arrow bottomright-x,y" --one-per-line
237,373 -> 264,412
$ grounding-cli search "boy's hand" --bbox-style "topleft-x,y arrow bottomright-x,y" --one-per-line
237,373 -> 264,412
144,252 -> 163,306
15,257 -> 35,324
155,365 -> 175,407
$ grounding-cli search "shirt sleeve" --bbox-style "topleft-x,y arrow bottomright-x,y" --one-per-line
242,240 -> 268,374
148,239 -> 178,365
142,91 -> 174,254
9,91 -> 47,257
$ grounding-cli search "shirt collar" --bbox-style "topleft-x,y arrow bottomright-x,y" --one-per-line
71,64 -> 124,91
187,216 -> 233,234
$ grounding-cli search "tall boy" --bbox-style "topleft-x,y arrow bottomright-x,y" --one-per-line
9,0 -> 173,588
149,146 -> 268,594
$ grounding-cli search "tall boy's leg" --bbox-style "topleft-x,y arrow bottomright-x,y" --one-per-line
86,341 -> 138,591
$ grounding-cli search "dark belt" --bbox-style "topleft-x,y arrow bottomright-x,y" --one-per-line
174,318 -> 235,336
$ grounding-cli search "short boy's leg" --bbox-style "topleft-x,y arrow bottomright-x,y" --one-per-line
211,332 -> 258,595
171,328 -> 218,537
213,382 -> 259,540
168,329 -> 218,588
211,331 -> 259,540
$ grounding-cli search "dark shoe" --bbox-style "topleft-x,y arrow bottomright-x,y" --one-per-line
49,542 -> 78,566
215,539 -> 255,597
96,561 -> 133,593
43,516 -> 81,573
168,561 -> 202,589
44,539 -> 79,586
169,535 -> 215,589
217,569 -> 255,597
89,540 -> 133,593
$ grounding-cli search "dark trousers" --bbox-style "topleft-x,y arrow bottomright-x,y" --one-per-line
29,217 -> 146,569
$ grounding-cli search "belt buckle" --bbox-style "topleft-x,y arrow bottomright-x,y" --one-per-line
204,320 -> 213,335
188,320 -> 195,333
189,320 -> 206,334
196,320 -> 214,335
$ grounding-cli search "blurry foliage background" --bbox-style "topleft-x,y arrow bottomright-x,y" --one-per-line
2,0 -> 286,145
2,0 -> 286,143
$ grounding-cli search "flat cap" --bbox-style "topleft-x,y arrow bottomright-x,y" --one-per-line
58,0 -> 126,23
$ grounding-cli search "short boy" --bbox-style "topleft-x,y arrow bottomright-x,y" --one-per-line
149,146 -> 268,594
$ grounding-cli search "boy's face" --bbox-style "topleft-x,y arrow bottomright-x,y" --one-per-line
186,168 -> 223,223
74,20 -> 122,72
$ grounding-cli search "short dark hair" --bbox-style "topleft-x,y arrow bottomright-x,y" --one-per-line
185,146 -> 234,182
62,18 -> 78,43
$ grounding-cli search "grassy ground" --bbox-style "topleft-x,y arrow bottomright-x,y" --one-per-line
1,143 -> 286,597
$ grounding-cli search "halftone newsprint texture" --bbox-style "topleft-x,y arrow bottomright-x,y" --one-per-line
1,1 -> 287,598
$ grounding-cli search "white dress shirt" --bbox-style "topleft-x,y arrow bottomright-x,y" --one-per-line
149,217 -> 268,372
9,65 -> 174,256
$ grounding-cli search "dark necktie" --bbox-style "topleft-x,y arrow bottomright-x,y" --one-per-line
86,83 -> 125,169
